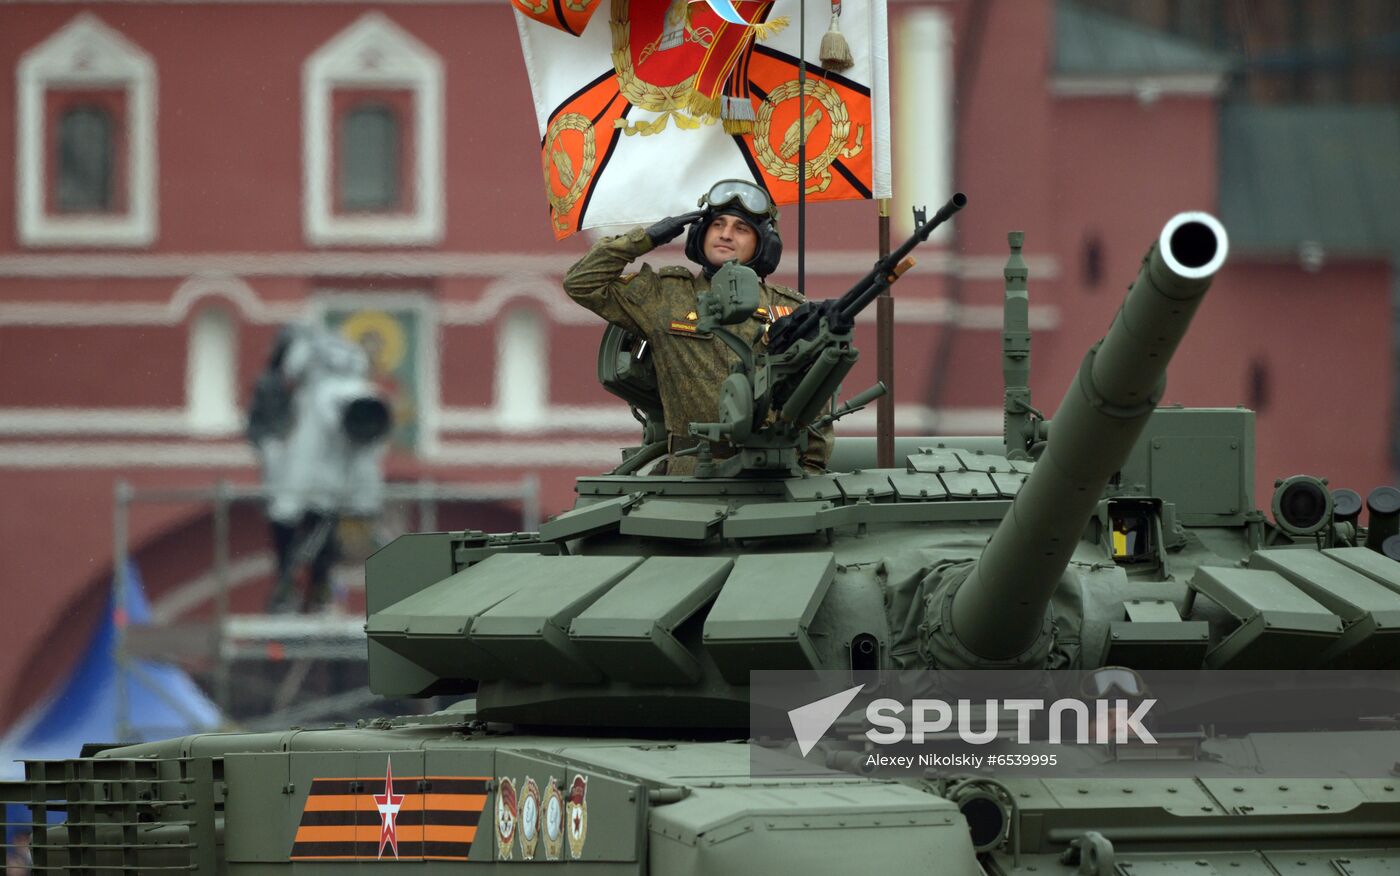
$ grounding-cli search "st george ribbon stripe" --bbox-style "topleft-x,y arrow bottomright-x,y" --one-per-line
303,777 -> 489,796
297,808 -> 482,827
291,840 -> 473,860
298,808 -> 481,827
290,775 -> 490,861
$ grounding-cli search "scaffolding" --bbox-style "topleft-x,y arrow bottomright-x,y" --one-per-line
111,477 -> 540,739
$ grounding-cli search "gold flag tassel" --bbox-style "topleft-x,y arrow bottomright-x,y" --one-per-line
750,16 -> 789,41
686,89 -> 724,119
722,95 -> 756,134
721,73 -> 756,134
819,0 -> 854,71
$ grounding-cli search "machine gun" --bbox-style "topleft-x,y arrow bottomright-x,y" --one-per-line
766,192 -> 967,355
684,193 -> 967,477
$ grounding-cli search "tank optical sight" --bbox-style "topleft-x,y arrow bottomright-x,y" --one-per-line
1271,475 -> 1333,537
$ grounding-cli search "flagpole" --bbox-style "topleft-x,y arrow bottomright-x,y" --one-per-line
797,0 -> 806,297
876,197 -> 893,468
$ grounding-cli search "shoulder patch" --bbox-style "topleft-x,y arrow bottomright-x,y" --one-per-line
768,283 -> 805,303
658,266 -> 694,279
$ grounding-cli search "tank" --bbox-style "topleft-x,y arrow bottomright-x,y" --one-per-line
6,209 -> 1400,874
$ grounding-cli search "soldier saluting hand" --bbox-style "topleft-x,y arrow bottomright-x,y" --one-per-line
563,179 -> 831,474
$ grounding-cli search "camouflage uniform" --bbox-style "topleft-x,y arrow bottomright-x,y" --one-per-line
564,226 -> 831,474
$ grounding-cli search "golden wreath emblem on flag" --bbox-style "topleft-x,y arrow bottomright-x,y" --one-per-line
515,0 -> 889,237
753,76 -> 863,194
544,113 -> 599,231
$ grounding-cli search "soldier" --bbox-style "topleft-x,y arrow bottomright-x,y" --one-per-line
564,179 -> 830,474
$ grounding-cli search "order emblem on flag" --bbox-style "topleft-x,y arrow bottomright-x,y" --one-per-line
514,0 -> 891,238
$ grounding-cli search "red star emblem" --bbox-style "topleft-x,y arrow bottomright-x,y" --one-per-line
373,759 -> 405,860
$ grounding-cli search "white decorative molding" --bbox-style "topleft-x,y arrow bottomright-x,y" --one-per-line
452,274 -> 597,325
1051,73 -> 1225,102
0,401 -> 1004,440
0,292 -> 1059,330
16,14 -> 157,247
426,440 -> 655,468
0,261 -> 1062,330
303,13 -> 444,246
0,439 -> 624,468
0,408 -> 190,434
435,403 -> 1004,435
0,250 -> 1062,281
0,403 -> 634,438
0,271 -> 304,325
0,441 -> 256,467
438,405 -> 643,434
170,273 -> 266,320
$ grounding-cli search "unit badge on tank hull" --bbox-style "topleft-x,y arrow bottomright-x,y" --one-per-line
566,774 -> 589,859
543,777 -> 565,860
520,777 -> 542,860
495,776 -> 518,860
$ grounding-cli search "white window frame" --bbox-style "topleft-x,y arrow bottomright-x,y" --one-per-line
303,13 -> 444,246
16,13 -> 157,248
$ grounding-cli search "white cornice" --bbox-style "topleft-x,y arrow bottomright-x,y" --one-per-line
0,439 -> 626,468
0,295 -> 1059,329
1051,72 -> 1225,101
0,250 -> 1061,280
0,403 -> 1003,440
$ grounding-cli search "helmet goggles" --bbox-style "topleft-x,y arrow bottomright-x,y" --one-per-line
699,179 -> 778,220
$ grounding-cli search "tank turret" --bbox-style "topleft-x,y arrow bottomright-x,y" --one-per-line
359,207 -> 1400,729
930,212 -> 1230,667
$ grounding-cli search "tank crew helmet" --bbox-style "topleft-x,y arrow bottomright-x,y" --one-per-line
684,179 -> 783,278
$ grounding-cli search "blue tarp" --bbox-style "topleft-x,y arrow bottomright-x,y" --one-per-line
0,561 -> 222,788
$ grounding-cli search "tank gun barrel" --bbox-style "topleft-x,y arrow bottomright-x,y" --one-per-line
949,213 -> 1229,662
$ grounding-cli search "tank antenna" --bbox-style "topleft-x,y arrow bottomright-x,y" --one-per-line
1002,231 -> 1035,459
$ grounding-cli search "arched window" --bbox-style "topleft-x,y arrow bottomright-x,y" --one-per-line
495,309 -> 548,429
18,14 -> 156,246
186,306 -> 240,434
340,103 -> 400,211
303,13 -> 443,245
57,105 -> 114,212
